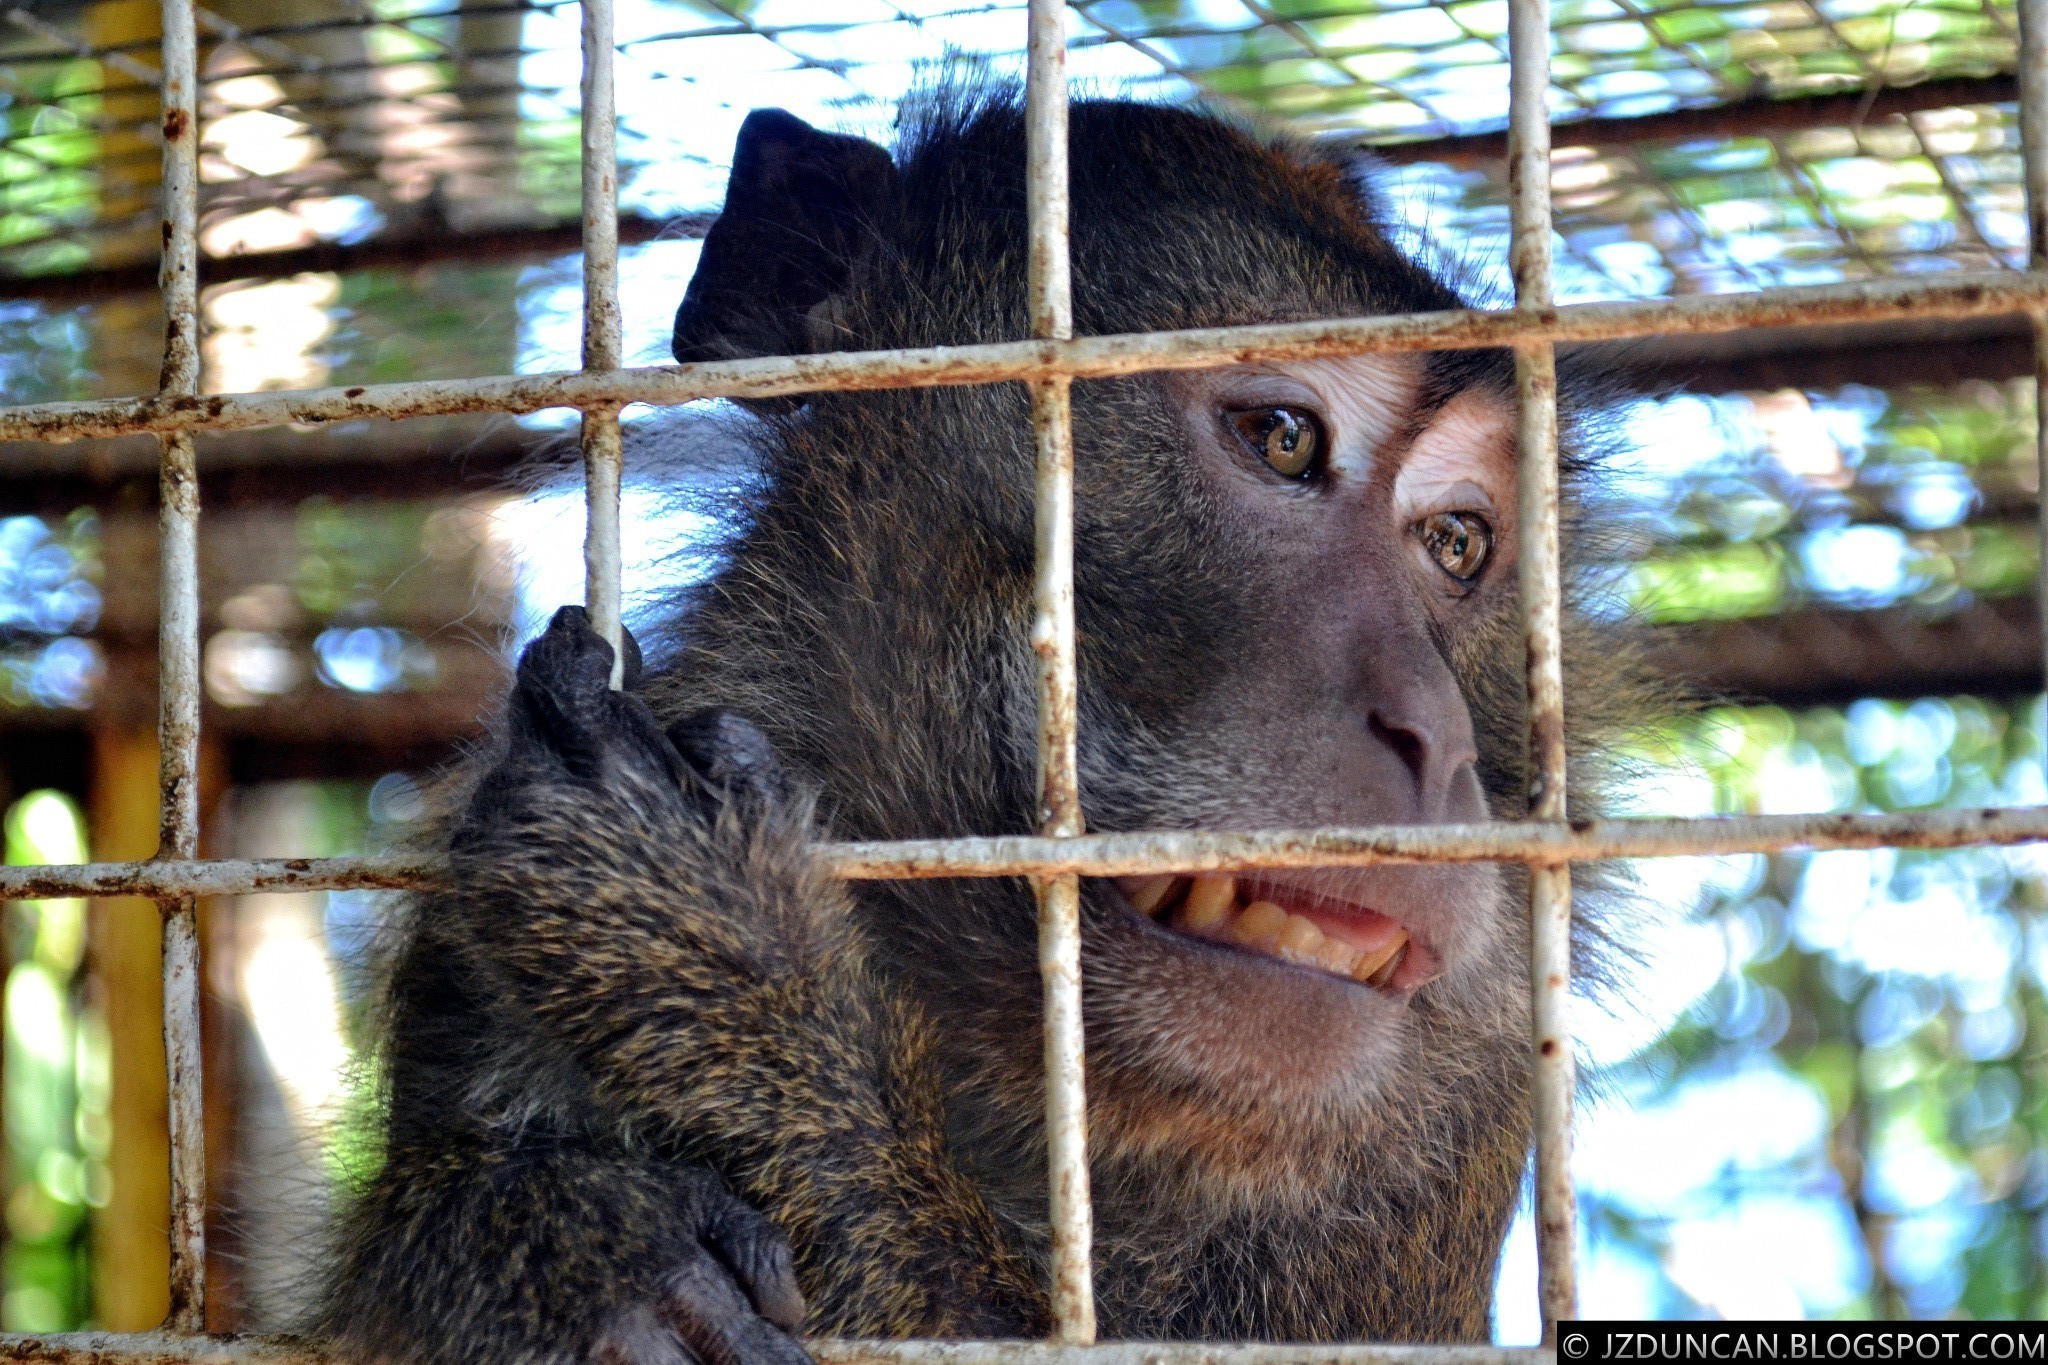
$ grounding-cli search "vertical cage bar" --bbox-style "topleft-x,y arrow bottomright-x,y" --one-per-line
155,0 -> 207,1332
1025,0 -> 1095,1343
2022,0 -> 2048,756
1506,0 -> 1576,1339
581,0 -> 625,687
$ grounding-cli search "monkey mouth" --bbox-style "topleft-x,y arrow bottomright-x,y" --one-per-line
1114,873 -> 1441,992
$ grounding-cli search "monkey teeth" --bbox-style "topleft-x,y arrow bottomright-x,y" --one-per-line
1117,874 -> 1414,989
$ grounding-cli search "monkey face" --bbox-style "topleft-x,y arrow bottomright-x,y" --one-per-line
660,94 -> 1622,1213
1062,351 -> 1529,1161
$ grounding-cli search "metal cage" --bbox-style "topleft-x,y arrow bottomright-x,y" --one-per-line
6,0 -> 2048,1357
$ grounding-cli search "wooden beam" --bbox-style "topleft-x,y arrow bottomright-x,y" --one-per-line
7,641 -> 504,751
1652,597 -> 2044,707
1568,313 -> 2036,393
0,416 -> 559,515
86,728 -> 224,1332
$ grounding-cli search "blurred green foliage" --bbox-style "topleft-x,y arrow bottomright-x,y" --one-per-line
0,56 -> 100,276
1598,695 -> 2048,1318
321,264 -> 525,388
1099,0 -> 2017,138
1613,380 -> 2044,624
518,118 -> 587,229
0,258 -> 522,405
0,793 -> 100,1332
293,498 -> 437,623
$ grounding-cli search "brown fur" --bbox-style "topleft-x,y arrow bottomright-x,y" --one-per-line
317,91 -> 1663,1363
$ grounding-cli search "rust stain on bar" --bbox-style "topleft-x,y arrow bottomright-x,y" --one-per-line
154,0 -> 207,1333
159,900 -> 206,1333
1511,338 -> 1577,1339
0,1334 -> 1549,1365
812,1349 -> 1547,1365
583,410 -> 625,684
827,808 -> 2048,873
0,1332 -> 318,1364
1505,0 -> 1578,1334
7,273 -> 2048,444
0,855 -> 437,900
1024,0 -> 1096,1343
156,434 -> 200,860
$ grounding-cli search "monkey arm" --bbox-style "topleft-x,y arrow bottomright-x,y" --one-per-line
444,607 -> 1048,1337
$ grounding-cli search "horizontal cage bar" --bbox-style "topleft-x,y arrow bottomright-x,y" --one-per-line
0,1334 -> 1550,1365
6,807 -> 2048,902
3,272 -> 2045,445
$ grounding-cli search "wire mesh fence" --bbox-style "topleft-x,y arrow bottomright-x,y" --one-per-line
0,0 -> 2036,294
5,0 -> 2048,1355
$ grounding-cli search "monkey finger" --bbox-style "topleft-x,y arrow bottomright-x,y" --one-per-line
514,607 -> 620,778
658,1256 -> 815,1365
594,1302 -> 698,1365
700,1198 -> 807,1331
667,709 -> 792,809
514,609 -> 689,793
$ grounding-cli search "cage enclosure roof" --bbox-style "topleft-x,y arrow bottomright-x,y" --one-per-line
0,0 -> 2028,299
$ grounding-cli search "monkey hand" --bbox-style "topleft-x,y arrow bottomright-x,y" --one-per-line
320,1137 -> 810,1365
590,1163 -> 810,1365
446,605 -> 1044,1337
453,603 -> 838,1004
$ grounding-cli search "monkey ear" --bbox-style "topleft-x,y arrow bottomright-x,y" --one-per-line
672,109 -> 900,367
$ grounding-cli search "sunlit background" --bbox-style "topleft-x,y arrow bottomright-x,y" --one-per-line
5,0 -> 2048,1339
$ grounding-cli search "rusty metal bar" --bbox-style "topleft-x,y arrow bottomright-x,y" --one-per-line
8,273 -> 2048,445
154,0 -> 207,1332
0,855 -> 434,900
160,904 -> 206,1329
11,808 -> 2048,902
0,1333 -> 1549,1365
1024,0 -> 1095,1342
1505,0 -> 1577,1336
579,0 -> 626,688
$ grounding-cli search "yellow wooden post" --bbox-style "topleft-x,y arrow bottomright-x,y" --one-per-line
85,728 -> 222,1331
86,729 -> 170,1332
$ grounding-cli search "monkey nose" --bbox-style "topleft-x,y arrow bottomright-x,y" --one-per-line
1366,698 -> 1482,822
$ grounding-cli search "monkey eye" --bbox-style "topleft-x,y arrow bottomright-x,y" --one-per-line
1229,406 -> 1325,480
1418,511 -> 1493,582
